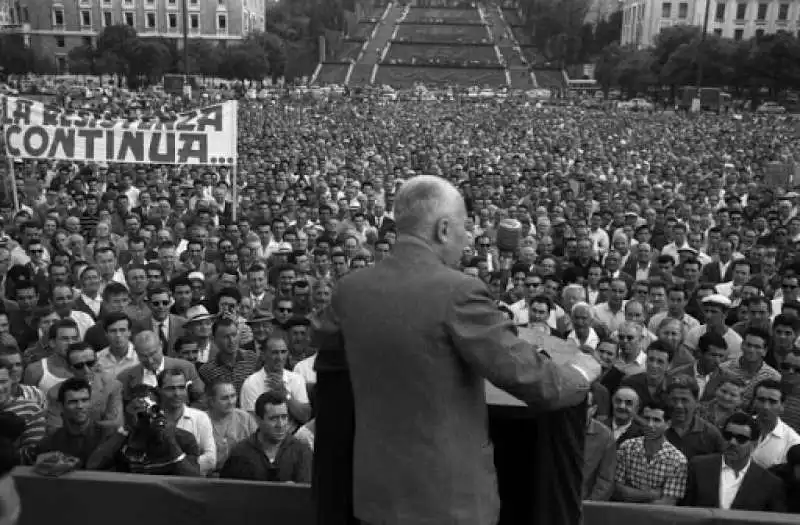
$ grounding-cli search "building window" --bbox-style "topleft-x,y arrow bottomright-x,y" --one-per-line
81,9 -> 91,27
53,7 -> 64,27
735,2 -> 746,20
146,0 -> 155,4
217,14 -> 227,32
661,2 -> 671,18
124,0 -> 133,5
103,11 -> 112,26
715,2 -> 725,21
778,3 -> 789,20
124,11 -> 134,26
22,7 -> 28,22
734,28 -> 743,40
103,0 -> 111,4
79,0 -> 90,5
756,3 -> 767,20
168,0 -> 176,5
190,13 -> 199,32
146,12 -> 156,29
56,56 -> 67,73
712,28 -> 722,36
168,13 -> 178,29
55,36 -> 65,47
219,0 -> 225,4
82,36 -> 92,47
678,2 -> 687,18
755,28 -> 765,38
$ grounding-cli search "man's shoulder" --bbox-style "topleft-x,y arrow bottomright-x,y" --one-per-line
689,452 -> 722,469
4,398 -> 43,418
183,406 -> 211,422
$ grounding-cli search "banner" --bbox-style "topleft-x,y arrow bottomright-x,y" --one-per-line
764,162 -> 793,189
2,96 -> 237,165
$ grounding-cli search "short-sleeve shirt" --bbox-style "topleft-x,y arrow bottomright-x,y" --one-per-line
239,368 -> 309,412
615,436 -> 688,500
717,358 -> 781,407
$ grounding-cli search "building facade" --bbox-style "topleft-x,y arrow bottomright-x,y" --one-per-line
621,0 -> 800,48
4,0 -> 266,72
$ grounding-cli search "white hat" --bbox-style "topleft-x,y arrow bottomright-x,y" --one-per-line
185,305 -> 215,323
701,294 -> 732,308
188,271 -> 204,281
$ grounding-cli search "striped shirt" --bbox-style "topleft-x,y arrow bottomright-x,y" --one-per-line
14,384 -> 47,411
717,358 -> 781,407
198,350 -> 260,398
1,399 -> 46,464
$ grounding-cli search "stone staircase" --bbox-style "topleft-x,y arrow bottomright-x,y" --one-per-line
348,3 -> 407,85
482,4 -> 534,89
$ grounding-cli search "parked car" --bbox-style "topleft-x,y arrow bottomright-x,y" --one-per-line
618,98 -> 654,111
756,102 -> 787,114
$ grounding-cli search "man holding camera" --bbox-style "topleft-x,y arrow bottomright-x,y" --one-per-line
86,384 -> 201,476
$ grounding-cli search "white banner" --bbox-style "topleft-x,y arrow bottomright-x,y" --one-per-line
2,96 -> 237,165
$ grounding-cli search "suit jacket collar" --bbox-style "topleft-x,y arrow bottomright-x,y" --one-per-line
391,235 -> 447,267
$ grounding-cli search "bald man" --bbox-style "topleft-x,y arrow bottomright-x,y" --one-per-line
314,176 -> 601,525
116,331 -> 204,403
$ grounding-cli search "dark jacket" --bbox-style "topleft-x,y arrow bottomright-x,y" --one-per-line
220,433 -> 312,483
681,453 -> 786,511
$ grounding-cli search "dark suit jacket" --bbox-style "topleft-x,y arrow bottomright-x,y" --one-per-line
132,314 -> 186,356
700,261 -> 735,285
316,236 -> 590,525
116,356 -> 204,401
680,453 -> 786,511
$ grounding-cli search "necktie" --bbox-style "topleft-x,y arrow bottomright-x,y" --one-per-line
158,322 -> 168,354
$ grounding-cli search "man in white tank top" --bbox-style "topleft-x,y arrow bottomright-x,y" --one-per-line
22,319 -> 80,394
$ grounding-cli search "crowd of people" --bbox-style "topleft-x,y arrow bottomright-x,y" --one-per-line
0,84 -> 798,514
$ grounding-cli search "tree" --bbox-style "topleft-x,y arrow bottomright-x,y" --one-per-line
0,35 -> 35,75
95,25 -> 141,83
747,31 -> 800,94
217,43 -> 270,81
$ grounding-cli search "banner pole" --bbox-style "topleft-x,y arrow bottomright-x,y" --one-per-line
231,159 -> 237,222
7,158 -> 19,213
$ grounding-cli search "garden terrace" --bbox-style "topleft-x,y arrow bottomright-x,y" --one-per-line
385,43 -> 499,65
352,21 -> 378,38
316,64 -> 350,84
502,8 -> 524,25
394,24 -> 490,43
374,64 -> 507,88
532,68 -> 566,90
336,41 -> 363,62
403,7 -> 482,23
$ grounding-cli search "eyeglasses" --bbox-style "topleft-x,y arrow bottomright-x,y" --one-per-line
722,430 -> 751,444
618,335 -> 636,341
783,284 -> 798,289
781,363 -> 800,374
71,359 -> 96,370
277,308 -> 293,313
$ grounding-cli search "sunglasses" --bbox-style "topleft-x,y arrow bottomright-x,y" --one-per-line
618,335 -> 636,341
277,308 -> 293,313
722,430 -> 751,445
71,359 -> 97,370
780,363 -> 800,374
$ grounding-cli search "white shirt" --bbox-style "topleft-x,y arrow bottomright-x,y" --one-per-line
611,419 -> 632,441
69,310 -> 95,340
293,355 -> 317,386
719,457 -> 751,510
141,359 -> 166,387
567,328 -> 599,350
97,343 -> 139,377
752,418 -> 800,468
175,406 -> 217,476
81,293 -> 103,318
239,368 -> 309,412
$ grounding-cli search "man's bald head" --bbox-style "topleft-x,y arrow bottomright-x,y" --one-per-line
393,176 -> 467,266
394,176 -> 464,236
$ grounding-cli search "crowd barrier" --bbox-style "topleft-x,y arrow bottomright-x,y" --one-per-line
11,467 -> 798,525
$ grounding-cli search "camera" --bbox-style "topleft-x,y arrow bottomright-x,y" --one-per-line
134,397 -> 166,430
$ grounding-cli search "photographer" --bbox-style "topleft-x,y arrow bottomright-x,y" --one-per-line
85,384 -> 201,476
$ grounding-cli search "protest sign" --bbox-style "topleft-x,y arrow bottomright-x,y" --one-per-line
485,330 -> 580,407
2,96 -> 237,165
